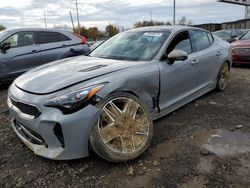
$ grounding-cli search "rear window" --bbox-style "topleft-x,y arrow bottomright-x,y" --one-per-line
207,33 -> 214,45
37,32 -> 70,44
190,30 -> 210,52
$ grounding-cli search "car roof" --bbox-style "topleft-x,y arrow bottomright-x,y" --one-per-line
4,28 -> 73,33
126,26 -> 207,33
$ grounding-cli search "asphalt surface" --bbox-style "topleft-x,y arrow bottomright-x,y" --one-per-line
0,66 -> 250,188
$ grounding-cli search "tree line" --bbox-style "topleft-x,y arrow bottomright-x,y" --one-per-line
74,24 -> 119,41
134,16 -> 192,28
0,24 -> 5,31
0,16 -> 192,39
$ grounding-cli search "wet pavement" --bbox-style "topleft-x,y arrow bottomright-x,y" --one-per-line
204,129 -> 250,156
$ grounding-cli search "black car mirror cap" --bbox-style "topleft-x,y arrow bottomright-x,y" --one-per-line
0,42 -> 11,53
167,49 -> 188,65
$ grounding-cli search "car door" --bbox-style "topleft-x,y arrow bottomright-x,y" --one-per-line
37,31 -> 71,64
159,30 -> 201,111
189,29 -> 219,87
0,31 -> 41,78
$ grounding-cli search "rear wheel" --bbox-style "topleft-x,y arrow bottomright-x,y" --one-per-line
216,62 -> 230,91
90,92 -> 153,162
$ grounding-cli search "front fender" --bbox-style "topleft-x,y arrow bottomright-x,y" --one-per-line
94,62 -> 160,115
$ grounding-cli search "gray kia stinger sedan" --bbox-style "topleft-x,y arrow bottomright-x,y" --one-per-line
7,26 -> 231,162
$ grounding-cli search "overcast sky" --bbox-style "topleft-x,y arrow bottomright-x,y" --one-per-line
0,0 -> 246,30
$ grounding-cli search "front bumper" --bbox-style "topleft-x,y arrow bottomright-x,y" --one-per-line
8,84 -> 101,160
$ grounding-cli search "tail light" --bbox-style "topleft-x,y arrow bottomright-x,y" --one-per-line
73,33 -> 86,44
81,36 -> 86,44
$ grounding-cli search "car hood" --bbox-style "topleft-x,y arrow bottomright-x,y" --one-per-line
15,56 -> 137,95
232,40 -> 250,48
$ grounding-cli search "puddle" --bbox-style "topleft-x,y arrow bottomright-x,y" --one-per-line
203,129 -> 250,156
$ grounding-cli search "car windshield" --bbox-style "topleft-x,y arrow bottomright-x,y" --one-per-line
240,31 -> 250,40
214,30 -> 231,38
90,31 -> 170,61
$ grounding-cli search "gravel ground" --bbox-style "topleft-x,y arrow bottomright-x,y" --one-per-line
0,66 -> 250,188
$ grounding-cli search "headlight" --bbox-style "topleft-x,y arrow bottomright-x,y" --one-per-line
44,83 -> 105,114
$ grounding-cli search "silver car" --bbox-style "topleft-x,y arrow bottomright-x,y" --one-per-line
0,28 -> 90,84
8,26 -> 231,162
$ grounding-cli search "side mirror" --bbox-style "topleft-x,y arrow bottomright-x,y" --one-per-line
167,49 -> 188,65
0,42 -> 11,53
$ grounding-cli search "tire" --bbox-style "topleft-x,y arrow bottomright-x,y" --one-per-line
90,92 -> 153,162
216,62 -> 230,91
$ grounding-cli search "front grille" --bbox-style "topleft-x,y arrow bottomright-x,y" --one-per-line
10,97 -> 41,118
234,48 -> 250,57
13,120 -> 45,145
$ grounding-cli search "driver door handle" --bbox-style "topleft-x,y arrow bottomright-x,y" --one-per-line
191,59 -> 199,65
31,50 -> 37,53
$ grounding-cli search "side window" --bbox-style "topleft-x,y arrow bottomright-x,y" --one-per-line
37,32 -> 70,44
190,30 -> 210,52
166,31 -> 192,55
2,32 -> 35,48
207,33 -> 214,45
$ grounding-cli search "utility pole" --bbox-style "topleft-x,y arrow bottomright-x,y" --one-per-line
75,0 -> 81,35
44,11 -> 47,28
173,0 -> 176,25
69,11 -> 75,32
150,11 -> 152,22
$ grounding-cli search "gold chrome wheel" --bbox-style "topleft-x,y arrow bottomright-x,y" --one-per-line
218,63 -> 230,90
98,97 -> 150,154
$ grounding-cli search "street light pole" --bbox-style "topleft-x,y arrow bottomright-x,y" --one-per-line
173,0 -> 176,25
75,0 -> 80,35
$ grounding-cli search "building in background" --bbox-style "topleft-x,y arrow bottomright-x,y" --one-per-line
194,1 -> 250,31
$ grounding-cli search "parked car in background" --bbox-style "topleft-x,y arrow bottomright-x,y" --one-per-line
8,26 -> 231,162
0,28 -> 90,84
232,31 -> 250,65
213,29 -> 245,43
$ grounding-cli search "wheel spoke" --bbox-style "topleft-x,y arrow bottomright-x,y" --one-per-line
100,123 -> 120,143
109,101 -> 123,116
103,108 -> 116,122
121,135 -> 134,153
131,116 -> 149,133
123,99 -> 139,119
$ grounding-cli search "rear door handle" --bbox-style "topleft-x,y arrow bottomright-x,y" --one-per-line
31,50 -> 37,53
62,44 -> 67,48
191,59 -> 199,65
216,51 -> 222,56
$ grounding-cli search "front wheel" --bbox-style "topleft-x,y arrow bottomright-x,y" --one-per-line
216,62 -> 230,91
90,92 -> 153,162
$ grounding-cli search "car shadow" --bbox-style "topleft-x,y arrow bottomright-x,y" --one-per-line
233,64 -> 250,69
0,84 -> 10,91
